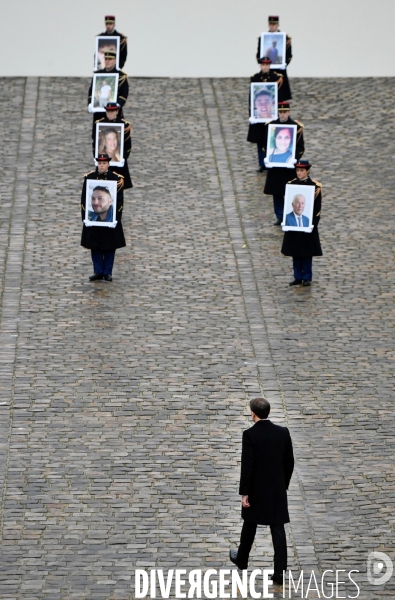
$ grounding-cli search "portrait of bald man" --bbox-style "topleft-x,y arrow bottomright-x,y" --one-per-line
285,193 -> 310,227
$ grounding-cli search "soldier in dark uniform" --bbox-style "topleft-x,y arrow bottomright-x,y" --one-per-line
81,154 -> 126,282
247,57 -> 285,172
93,101 -> 133,189
281,159 -> 322,287
88,51 -> 129,120
263,101 -> 304,224
98,15 -> 127,69
256,15 -> 292,100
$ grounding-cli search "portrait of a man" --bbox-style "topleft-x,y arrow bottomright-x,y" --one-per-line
85,180 -> 118,226
260,32 -> 286,69
282,183 -> 315,232
92,73 -> 119,112
95,36 -> 120,71
250,82 -> 277,123
285,194 -> 310,227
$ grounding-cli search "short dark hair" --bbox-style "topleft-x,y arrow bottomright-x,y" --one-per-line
250,397 -> 270,419
92,186 -> 110,194
255,89 -> 271,101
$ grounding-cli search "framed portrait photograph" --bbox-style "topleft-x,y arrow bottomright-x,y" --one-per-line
85,180 -> 118,227
265,124 -> 297,168
94,36 -> 120,71
260,32 -> 287,69
282,184 -> 315,232
250,82 -> 278,123
91,73 -> 119,112
94,123 -> 125,167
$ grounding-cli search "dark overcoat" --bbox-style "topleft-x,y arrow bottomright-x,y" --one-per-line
239,419 -> 294,525
98,29 -> 128,68
263,117 -> 304,196
256,34 -> 292,99
281,176 -> 323,257
92,115 -> 133,188
247,70 -> 286,145
80,169 -> 126,251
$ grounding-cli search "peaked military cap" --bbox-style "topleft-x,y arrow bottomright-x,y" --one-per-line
96,153 -> 111,162
105,102 -> 119,111
295,159 -> 311,169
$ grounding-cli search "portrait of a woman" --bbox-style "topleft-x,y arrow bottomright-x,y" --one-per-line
99,127 -> 121,162
268,127 -> 294,163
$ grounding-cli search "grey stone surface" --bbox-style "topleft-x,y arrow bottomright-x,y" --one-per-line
0,76 -> 394,599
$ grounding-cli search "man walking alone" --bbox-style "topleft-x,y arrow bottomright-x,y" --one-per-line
230,398 -> 294,584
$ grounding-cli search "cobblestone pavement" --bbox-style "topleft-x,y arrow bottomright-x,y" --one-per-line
0,76 -> 394,599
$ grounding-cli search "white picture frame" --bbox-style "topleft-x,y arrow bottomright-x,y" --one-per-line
282,184 -> 315,232
265,124 -> 297,168
92,73 -> 119,113
250,82 -> 278,123
94,122 -> 125,167
94,36 -> 120,71
85,180 -> 118,227
260,32 -> 287,69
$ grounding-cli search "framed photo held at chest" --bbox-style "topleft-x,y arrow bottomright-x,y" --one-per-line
260,32 -> 286,69
85,180 -> 118,227
282,184 -> 315,232
92,73 -> 119,112
94,36 -> 120,71
250,82 -> 278,123
94,122 -> 125,167
265,124 -> 297,168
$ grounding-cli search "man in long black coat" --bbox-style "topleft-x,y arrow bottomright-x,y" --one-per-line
93,101 -> 133,189
98,15 -> 128,69
230,398 -> 294,584
81,154 -> 126,282
256,15 -> 292,100
263,101 -> 304,224
247,57 -> 285,172
282,159 -> 322,286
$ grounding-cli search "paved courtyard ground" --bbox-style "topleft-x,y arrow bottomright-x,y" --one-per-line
0,76 -> 394,599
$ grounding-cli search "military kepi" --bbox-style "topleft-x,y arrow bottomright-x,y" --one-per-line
105,102 -> 119,111
96,153 -> 111,162
295,159 -> 311,169
259,57 -> 272,64
105,15 -> 115,23
278,101 -> 290,111
268,15 -> 279,23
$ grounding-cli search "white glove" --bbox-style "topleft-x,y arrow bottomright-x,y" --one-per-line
249,117 -> 258,124
264,159 -> 272,168
108,221 -> 117,228
84,219 -> 93,227
119,158 -> 125,167
87,104 -> 94,113
286,162 -> 295,168
292,159 -> 297,165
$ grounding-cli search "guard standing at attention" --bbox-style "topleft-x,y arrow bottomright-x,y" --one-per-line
88,51 -> 129,119
281,159 -> 322,287
93,101 -> 133,189
80,154 -> 126,282
256,15 -> 292,100
98,15 -> 128,69
263,101 -> 304,225
247,57 -> 285,172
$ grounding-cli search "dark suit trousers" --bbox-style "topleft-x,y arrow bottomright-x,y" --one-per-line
237,522 -> 287,576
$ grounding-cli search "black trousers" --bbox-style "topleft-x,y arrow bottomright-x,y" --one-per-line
237,522 -> 287,575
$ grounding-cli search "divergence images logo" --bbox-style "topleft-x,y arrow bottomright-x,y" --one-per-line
367,551 -> 393,586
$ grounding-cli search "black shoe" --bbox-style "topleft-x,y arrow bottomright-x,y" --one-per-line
289,279 -> 302,286
103,274 -> 113,282
229,549 -> 247,570
256,165 -> 265,173
270,574 -> 284,585
302,280 -> 311,287
273,218 -> 281,226
89,273 -> 103,281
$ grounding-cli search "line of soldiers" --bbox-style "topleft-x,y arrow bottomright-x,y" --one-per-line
248,15 -> 322,287
81,15 -> 132,282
